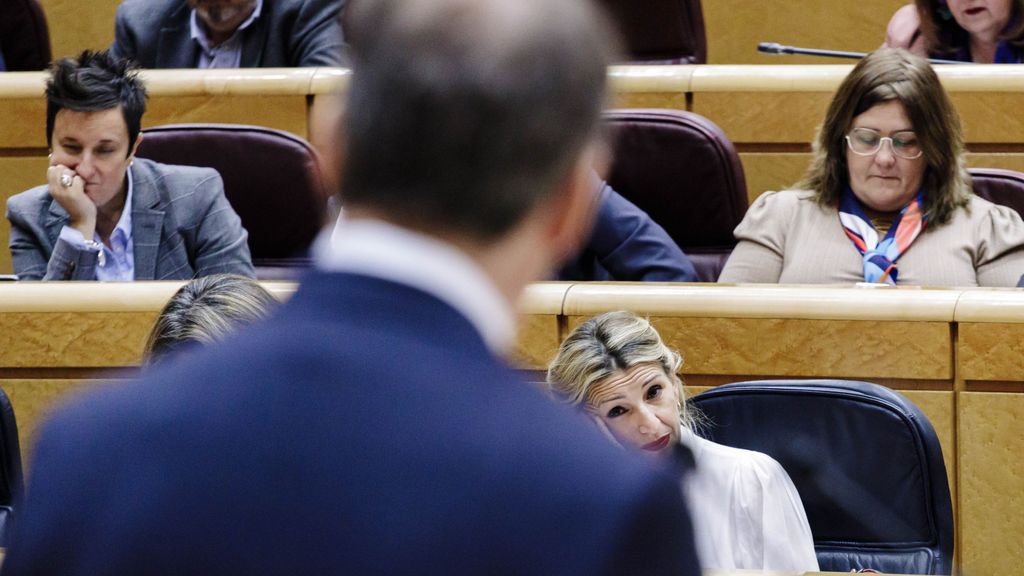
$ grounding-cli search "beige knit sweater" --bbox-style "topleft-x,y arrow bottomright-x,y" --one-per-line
718,190 -> 1024,287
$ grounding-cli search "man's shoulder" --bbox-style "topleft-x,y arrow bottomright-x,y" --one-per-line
116,0 -> 180,25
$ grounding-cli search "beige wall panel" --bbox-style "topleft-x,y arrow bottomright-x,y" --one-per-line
565,316 -> 951,379
145,95 -> 309,138
511,315 -> 561,371
0,312 -> 156,368
0,100 -> 47,148
613,93 -> 687,110
1,379 -> 96,459
964,153 -> 1024,173
690,93 -> 830,143
38,0 -> 118,58
738,153 -> 812,205
0,156 -> 50,275
959,392 -> 1024,574
958,323 -> 1024,383
704,0 -> 906,65
953,93 -> 1024,143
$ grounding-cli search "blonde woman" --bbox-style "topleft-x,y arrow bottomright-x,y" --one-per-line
145,274 -> 277,362
547,311 -> 818,572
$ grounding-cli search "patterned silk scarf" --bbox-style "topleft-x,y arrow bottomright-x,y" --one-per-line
838,187 -> 927,285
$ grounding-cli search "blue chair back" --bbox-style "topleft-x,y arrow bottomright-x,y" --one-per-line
690,380 -> 953,575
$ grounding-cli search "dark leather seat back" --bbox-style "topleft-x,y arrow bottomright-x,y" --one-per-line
969,167 -> 1024,216
0,387 -> 23,547
136,124 -> 329,278
596,0 -> 706,63
691,380 -> 953,575
0,0 -> 51,71
604,109 -> 747,281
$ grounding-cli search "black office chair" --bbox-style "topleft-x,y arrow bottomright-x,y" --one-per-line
690,380 -> 953,575
136,124 -> 331,279
604,108 -> 748,281
0,387 -> 23,547
969,167 -> 1024,217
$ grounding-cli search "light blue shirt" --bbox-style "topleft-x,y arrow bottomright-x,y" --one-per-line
189,0 -> 264,69
57,169 -> 135,281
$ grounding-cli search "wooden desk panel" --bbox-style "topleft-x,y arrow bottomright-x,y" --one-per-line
958,391 -> 1024,575
2,378 -> 97,457
704,0 -> 905,65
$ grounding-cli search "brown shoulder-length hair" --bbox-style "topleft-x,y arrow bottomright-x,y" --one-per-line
915,0 -> 1024,56
796,48 -> 970,225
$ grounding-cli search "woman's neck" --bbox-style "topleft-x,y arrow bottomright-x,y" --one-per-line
970,34 -> 1000,63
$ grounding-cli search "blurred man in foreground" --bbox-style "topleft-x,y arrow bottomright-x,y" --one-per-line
5,0 -> 701,574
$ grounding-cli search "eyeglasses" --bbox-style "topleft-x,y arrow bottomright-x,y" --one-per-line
845,128 -> 923,160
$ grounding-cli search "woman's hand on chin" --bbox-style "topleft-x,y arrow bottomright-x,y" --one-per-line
48,163 -> 96,238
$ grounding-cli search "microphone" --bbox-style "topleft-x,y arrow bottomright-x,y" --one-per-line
757,42 -> 967,65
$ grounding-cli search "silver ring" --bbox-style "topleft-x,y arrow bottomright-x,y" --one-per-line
59,174 -> 73,188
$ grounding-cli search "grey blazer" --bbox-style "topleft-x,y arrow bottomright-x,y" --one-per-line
109,0 -> 346,69
6,158 -> 255,281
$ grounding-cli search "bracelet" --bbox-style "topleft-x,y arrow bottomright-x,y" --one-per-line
82,240 -> 106,267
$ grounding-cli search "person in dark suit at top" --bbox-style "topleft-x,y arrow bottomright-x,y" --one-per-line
109,0 -> 346,69
4,0 -> 702,574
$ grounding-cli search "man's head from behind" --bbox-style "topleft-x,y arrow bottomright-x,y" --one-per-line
341,0 -> 619,264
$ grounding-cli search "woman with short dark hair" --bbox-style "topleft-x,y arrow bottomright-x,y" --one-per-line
6,50 -> 254,280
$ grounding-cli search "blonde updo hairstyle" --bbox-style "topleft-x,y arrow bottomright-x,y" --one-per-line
546,310 -> 697,431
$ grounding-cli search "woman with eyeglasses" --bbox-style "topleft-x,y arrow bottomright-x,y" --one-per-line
719,48 -> 1024,286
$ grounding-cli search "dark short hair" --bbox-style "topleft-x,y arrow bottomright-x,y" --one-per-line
798,48 -> 970,224
145,274 -> 278,363
45,50 -> 148,153
915,0 -> 1024,56
340,0 -> 620,242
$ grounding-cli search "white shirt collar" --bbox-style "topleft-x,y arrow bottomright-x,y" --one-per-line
112,167 -> 134,241
316,217 -> 517,356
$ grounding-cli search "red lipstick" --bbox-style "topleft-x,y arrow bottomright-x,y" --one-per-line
641,434 -> 671,452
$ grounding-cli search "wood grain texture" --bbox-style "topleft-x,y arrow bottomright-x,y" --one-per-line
958,323 -> 1024,382
690,92 -> 831,143
511,315 -> 561,371
146,95 -> 308,137
37,0 -> 118,59
0,156 -> 50,275
739,154 -> 813,205
0,312 -> 158,368
566,314 -> 952,379
1,378 -> 98,463
704,0 -> 906,65
958,392 -> 1024,574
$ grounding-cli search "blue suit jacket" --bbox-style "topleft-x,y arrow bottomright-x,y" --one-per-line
5,271 -> 700,575
561,181 -> 698,281
6,158 -> 255,280
110,0 -> 346,68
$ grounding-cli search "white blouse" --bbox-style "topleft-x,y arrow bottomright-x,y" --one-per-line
681,429 -> 820,572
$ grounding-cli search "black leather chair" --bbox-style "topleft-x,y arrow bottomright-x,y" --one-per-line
0,0 -> 51,71
690,380 -> 953,575
136,124 -> 330,279
604,109 -> 748,281
969,167 -> 1024,217
596,0 -> 706,63
0,387 -> 23,547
